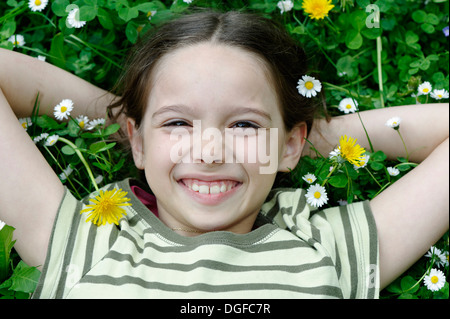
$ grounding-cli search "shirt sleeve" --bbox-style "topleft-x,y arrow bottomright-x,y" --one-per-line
32,187 -> 119,299
310,201 -> 380,299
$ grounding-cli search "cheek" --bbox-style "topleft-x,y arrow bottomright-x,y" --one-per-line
142,134 -> 177,174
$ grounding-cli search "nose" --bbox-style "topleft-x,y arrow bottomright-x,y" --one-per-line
192,122 -> 225,164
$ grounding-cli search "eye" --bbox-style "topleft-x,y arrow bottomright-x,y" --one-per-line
231,121 -> 260,129
163,120 -> 190,127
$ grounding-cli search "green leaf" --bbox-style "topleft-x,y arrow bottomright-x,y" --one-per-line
89,141 -> 117,154
79,5 -> 98,22
103,123 -> 121,136
49,33 -> 66,69
0,225 -> 15,282
411,10 -> 427,23
135,2 -> 159,13
8,261 -> 40,294
61,145 -> 76,155
350,10 -> 367,32
118,6 -> 139,22
361,26 -> 382,39
405,31 -> 419,45
400,275 -> 420,294
371,150 -> 387,162
51,0 -> 70,16
328,174 -> 348,188
425,13 -> 439,25
36,115 -> 64,130
112,158 -> 126,173
125,21 -> 138,44
421,23 -> 435,34
345,29 -> 363,50
336,55 -> 358,78
369,161 -> 384,171
97,7 -> 113,30
398,293 -> 418,299
385,279 -> 403,294
0,19 -> 16,38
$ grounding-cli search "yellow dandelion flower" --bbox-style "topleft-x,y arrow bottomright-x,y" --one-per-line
338,135 -> 366,167
302,0 -> 335,20
81,188 -> 131,226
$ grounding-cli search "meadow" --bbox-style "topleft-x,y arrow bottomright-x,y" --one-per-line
0,0 -> 448,299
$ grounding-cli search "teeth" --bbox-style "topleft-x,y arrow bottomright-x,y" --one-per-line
220,184 -> 227,193
199,185 -> 209,194
210,185 -> 221,194
182,179 -> 237,194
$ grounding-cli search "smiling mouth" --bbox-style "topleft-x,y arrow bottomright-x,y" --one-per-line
179,178 -> 241,195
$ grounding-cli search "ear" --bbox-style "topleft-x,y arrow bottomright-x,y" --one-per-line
278,123 -> 307,172
127,118 -> 145,169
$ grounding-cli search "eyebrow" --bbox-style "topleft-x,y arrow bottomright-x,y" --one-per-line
151,104 -> 194,119
152,104 -> 272,122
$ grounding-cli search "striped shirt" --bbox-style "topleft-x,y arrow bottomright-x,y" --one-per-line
33,178 -> 379,299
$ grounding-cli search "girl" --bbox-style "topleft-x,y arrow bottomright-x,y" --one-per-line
0,11 -> 448,299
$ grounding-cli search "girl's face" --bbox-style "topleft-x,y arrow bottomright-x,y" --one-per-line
127,43 -> 306,235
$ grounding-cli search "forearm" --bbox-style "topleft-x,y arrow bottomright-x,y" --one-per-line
0,48 -> 116,119
304,103 -> 449,163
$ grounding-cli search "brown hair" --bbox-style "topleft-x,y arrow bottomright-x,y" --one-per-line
108,10 -> 318,134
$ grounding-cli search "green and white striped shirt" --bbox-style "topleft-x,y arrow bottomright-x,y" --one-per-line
33,179 -> 379,299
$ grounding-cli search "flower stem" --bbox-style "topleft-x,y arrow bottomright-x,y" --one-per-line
68,35 -> 123,70
401,256 -> 435,294
58,137 -> 99,192
357,111 -> 375,153
376,36 -> 385,108
321,164 -> 338,187
293,13 -> 340,72
364,167 -> 382,188
396,129 -> 409,162
43,145 -> 82,199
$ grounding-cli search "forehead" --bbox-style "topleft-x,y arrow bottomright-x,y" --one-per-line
145,42 -> 281,119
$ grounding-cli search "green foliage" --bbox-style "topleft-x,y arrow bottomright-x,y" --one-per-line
0,225 -> 40,299
1,0 -> 448,299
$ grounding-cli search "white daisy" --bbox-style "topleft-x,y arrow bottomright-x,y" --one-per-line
36,55 -> 46,61
8,34 -> 25,47
147,10 -> 157,21
54,99 -> 74,121
45,134 -> 59,146
423,268 -> 446,292
297,75 -> 322,98
430,89 -> 449,100
18,117 -> 32,130
338,97 -> 358,114
183,0 -> 193,3
385,116 -> 401,130
425,246 -> 448,268
425,246 -> 443,258
302,173 -> 317,184
59,165 -> 74,181
417,81 -> 432,95
277,0 -> 294,14
387,166 -> 400,176
353,154 -> 370,170
33,132 -> 49,144
86,118 -> 106,130
95,174 -> 104,185
67,8 -> 87,29
28,0 -> 48,12
337,199 -> 348,206
76,115 -> 89,130
442,251 -> 449,268
305,183 -> 328,208
329,148 -> 345,164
